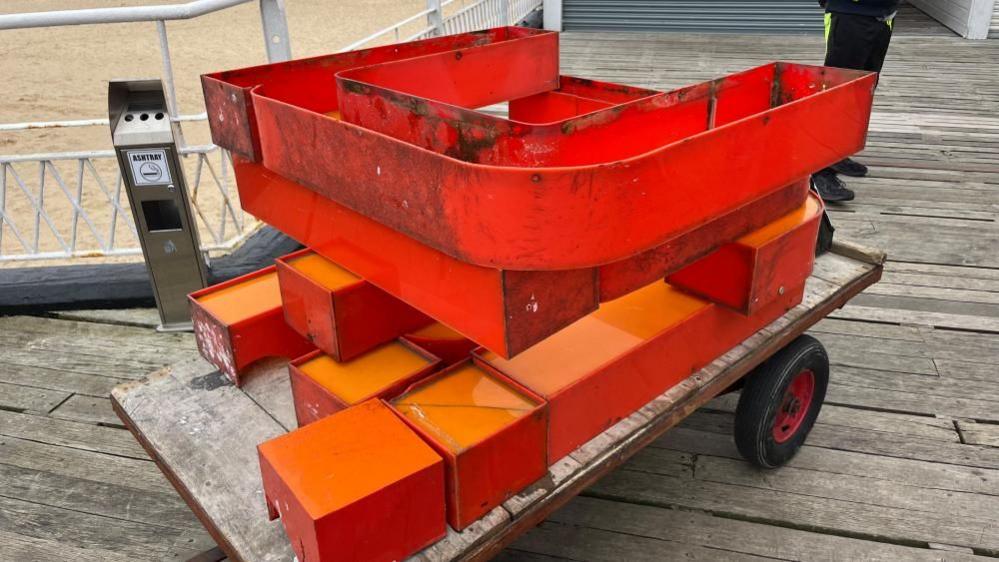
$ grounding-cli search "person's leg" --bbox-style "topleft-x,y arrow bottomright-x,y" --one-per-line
817,12 -> 871,200
865,15 -> 894,73
824,12 -> 871,70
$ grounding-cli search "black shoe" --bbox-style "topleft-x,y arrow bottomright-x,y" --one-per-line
812,171 -> 855,202
830,157 -> 868,177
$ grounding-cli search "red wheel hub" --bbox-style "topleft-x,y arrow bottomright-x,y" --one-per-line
772,369 -> 815,443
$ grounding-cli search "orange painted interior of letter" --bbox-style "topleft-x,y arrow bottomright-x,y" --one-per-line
299,343 -> 433,405
195,271 -> 283,325
394,363 -> 538,451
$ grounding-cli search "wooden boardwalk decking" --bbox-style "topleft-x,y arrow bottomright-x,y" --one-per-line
1,6 -> 997,561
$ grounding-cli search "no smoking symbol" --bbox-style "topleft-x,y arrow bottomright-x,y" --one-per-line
139,162 -> 163,182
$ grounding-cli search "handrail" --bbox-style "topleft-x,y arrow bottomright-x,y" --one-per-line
0,0 -> 249,30
339,7 -> 436,52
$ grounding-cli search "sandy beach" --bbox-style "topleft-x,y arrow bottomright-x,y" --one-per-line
0,0 -> 425,262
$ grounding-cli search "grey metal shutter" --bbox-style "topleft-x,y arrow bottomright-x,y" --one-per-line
991,0 -> 999,37
562,0 -> 824,33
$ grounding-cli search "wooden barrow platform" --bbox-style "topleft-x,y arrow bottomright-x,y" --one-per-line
110,241 -> 884,562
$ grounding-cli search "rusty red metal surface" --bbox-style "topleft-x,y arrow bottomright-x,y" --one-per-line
276,248 -> 433,361
233,158 -> 814,357
203,28 -> 875,357
202,27 -> 552,161
597,178 -> 809,301
202,29 -> 875,271
288,342 -> 441,426
478,281 -> 806,462
188,266 -> 314,386
390,358 -> 548,530
233,158 -> 598,358
668,193 -> 825,314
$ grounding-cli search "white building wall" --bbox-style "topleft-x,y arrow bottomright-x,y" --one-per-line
909,0 -> 996,39
990,0 -> 999,36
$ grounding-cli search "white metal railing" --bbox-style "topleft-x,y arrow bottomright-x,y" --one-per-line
0,0 -> 541,263
342,0 -> 542,51
0,0 -> 290,263
0,146 -> 243,261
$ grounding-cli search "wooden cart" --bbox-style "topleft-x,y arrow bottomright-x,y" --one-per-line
111,241 -> 882,562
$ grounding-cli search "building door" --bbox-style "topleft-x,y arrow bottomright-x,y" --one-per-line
561,0 -> 823,33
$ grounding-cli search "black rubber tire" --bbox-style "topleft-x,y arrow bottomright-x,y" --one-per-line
734,335 -> 829,469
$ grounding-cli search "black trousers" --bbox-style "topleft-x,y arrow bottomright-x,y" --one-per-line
824,11 -> 893,73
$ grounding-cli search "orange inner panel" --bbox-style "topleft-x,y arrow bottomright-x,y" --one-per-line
259,400 -> 441,519
288,251 -> 360,291
300,342 -> 433,405
481,282 -> 708,395
195,271 -> 282,325
739,193 -> 821,247
394,364 -> 538,452
407,322 -> 466,341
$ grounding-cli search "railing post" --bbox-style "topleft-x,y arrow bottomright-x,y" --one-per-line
543,0 -> 562,31
155,20 -> 186,148
0,164 -> 5,252
259,0 -> 292,62
500,0 -> 511,26
427,0 -> 444,36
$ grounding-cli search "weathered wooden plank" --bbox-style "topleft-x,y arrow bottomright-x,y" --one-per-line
0,361 -> 128,397
0,346 -> 179,381
811,252 -> 874,285
0,495 -> 205,560
570,410 -> 652,467
685,452 -> 999,521
654,426 -> 999,496
852,291 -> 999,320
49,308 -> 161,328
832,304 -> 999,333
587,468 -> 999,553
503,456 -> 583,518
0,409 -> 146,459
924,330 -> 999,364
0,314 -> 194,349
520,497 -> 986,562
410,508 -> 511,562
662,406 -> 999,470
493,550 -> 571,562
809,317 -> 926,341
0,462 -> 203,531
827,383 -> 999,422
50,395 -> 124,427
0,381 -> 70,413
0,529 -> 135,562
239,359 -> 297,431
830,364 -> 999,405
936,358 -> 999,383
509,519 -> 774,561
958,420 -> 999,448
704,392 -> 961,442
0,435 -> 175,495
819,335 -> 939,375
812,329 -> 938,359
831,216 -> 999,269
887,261 -> 999,282
111,357 -> 294,562
864,282 -> 999,307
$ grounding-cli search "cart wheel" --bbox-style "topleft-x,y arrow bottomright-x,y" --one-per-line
734,335 -> 829,469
